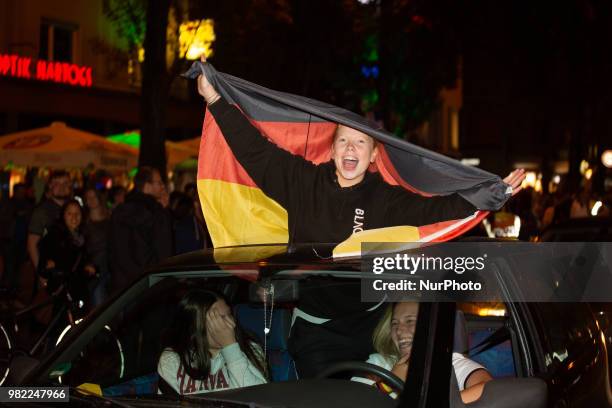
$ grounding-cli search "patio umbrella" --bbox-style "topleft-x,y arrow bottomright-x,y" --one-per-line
107,131 -> 199,169
0,122 -> 138,171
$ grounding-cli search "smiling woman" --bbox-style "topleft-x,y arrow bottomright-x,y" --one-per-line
352,302 -> 493,403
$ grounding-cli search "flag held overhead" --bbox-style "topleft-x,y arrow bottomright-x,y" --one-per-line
183,62 -> 510,254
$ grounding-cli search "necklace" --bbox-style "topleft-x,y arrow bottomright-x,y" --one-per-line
262,283 -> 275,355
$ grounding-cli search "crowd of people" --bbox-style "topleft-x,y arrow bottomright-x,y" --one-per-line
0,167 -> 211,316
477,182 -> 611,241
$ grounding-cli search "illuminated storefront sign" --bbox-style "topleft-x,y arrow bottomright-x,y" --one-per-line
0,54 -> 93,87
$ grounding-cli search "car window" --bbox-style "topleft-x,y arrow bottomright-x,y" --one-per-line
50,276 -> 237,389
529,303 -> 599,373
458,302 -> 516,378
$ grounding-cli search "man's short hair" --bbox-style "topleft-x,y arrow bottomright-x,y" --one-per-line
332,125 -> 378,147
133,166 -> 159,192
48,170 -> 70,183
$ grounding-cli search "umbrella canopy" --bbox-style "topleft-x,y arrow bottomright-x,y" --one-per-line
177,138 -> 200,151
107,131 -> 199,169
0,122 -> 138,171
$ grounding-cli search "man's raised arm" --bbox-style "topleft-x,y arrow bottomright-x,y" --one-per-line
197,58 -> 314,209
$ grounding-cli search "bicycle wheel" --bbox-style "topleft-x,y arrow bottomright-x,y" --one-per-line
55,320 -> 125,384
0,323 -> 13,386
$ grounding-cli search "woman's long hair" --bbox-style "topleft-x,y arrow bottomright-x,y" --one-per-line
164,289 -> 268,380
84,188 -> 110,221
372,305 -> 400,363
59,199 -> 86,246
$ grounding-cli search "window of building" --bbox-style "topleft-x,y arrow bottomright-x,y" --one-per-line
39,20 -> 78,62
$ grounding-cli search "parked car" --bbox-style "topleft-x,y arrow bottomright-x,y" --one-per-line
5,242 -> 611,407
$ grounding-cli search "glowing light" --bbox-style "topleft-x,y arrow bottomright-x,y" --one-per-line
585,168 -> 593,180
0,53 -> 93,87
553,175 -> 561,184
522,171 -> 538,189
591,201 -> 602,216
602,150 -> 612,168
179,19 -> 216,60
477,308 -> 506,317
535,178 -> 542,193
108,131 -> 140,148
461,158 -> 480,166
580,160 -> 589,175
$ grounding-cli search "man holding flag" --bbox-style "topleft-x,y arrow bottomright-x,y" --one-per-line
191,58 -> 525,378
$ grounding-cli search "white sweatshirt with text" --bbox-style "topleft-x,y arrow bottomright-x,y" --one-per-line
157,343 -> 267,395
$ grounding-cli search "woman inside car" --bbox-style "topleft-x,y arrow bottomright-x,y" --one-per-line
157,289 -> 268,394
352,302 -> 492,403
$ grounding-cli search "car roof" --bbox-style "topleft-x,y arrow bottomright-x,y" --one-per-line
149,238 -> 513,275
149,243 -> 355,274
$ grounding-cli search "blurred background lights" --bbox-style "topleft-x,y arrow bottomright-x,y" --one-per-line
602,150 -> 612,168
591,201 -> 602,216
179,19 -> 216,60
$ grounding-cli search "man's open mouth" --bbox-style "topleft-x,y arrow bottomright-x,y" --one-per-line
342,157 -> 358,171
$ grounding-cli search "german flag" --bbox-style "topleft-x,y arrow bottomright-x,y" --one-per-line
183,63 -> 510,258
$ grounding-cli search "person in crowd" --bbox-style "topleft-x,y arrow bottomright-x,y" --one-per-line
108,167 -> 173,296
541,191 -> 572,229
0,183 -> 33,290
507,187 -> 539,240
158,289 -> 267,394
172,193 -> 211,254
184,182 -> 198,201
196,57 -> 526,378
159,184 -> 170,209
570,187 -> 590,218
38,199 -> 96,314
28,171 -> 72,294
352,302 -> 492,403
83,188 -> 110,307
109,186 -> 126,210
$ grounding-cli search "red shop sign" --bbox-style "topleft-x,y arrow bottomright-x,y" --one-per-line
0,54 -> 93,88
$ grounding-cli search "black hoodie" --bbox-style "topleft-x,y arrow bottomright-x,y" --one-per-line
108,190 -> 173,294
208,98 -> 476,244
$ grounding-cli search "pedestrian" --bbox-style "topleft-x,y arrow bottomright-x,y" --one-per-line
27,171 -> 72,288
109,186 -> 126,211
108,167 -> 173,296
83,188 -> 110,307
37,199 -> 96,322
0,183 -> 33,290
172,193 -> 211,254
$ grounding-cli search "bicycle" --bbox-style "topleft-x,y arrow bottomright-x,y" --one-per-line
0,284 -> 124,385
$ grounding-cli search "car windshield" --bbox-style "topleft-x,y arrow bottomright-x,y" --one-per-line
36,264 -> 518,404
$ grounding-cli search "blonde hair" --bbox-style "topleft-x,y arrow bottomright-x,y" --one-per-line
332,125 -> 378,147
372,305 -> 400,361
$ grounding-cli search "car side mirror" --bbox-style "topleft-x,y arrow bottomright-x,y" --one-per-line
451,378 -> 547,408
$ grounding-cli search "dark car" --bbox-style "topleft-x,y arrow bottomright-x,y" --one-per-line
5,242 -> 611,407
540,216 -> 612,242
